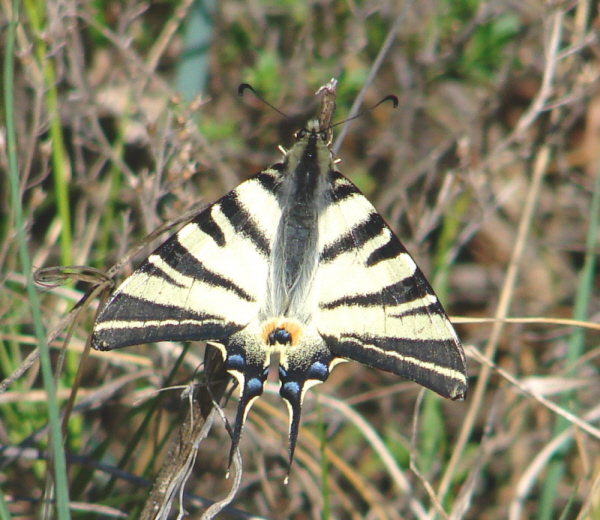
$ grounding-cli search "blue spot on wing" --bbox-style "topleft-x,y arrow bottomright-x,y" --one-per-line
227,354 -> 245,370
247,378 -> 263,392
307,361 -> 329,381
283,381 -> 301,396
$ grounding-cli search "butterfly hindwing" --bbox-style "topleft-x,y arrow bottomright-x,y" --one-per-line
277,323 -> 337,469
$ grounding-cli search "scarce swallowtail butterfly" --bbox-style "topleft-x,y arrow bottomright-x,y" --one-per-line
92,79 -> 468,471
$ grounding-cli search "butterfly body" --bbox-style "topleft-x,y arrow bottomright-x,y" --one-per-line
92,82 -> 467,470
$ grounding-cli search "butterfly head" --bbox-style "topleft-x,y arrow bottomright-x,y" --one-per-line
295,121 -> 329,144
284,119 -> 336,177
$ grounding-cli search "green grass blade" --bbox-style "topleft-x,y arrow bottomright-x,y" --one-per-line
4,0 -> 71,517
538,145 -> 600,520
23,0 -> 72,266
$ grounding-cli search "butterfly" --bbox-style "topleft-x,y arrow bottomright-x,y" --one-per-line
92,79 -> 467,471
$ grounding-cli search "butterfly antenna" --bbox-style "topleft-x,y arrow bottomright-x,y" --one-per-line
238,83 -> 293,121
329,94 -> 398,131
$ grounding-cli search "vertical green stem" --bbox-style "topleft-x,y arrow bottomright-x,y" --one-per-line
4,0 -> 71,517
22,0 -> 82,451
539,152 -> 600,520
24,0 -> 72,266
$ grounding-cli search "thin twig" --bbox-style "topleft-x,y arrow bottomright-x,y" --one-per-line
332,0 -> 415,154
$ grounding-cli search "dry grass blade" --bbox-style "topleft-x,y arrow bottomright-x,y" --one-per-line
469,347 -> 600,440
509,403 -> 600,520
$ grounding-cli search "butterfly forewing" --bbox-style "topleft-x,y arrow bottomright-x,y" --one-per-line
315,173 -> 467,399
92,172 -> 281,351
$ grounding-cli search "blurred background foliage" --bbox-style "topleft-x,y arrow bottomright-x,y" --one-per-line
2,0 -> 600,518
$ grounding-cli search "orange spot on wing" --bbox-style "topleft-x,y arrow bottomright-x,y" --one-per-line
261,318 -> 304,346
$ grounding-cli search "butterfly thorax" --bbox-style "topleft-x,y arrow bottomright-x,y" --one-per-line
264,120 -> 334,323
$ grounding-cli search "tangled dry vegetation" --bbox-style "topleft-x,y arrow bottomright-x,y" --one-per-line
2,1 -> 600,519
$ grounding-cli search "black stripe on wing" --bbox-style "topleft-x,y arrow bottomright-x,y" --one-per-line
149,235 -> 255,303
320,212 -> 386,263
323,172 -> 411,265
330,174 -> 359,202
137,262 -> 186,288
389,301 -> 446,319
196,211 -> 226,247
255,169 -> 281,192
92,294 -> 241,350
320,279 -> 418,310
366,231 -> 408,266
219,191 -> 271,258
323,333 -> 467,400
193,168 -> 280,250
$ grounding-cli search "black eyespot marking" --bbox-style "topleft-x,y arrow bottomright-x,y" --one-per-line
296,129 -> 308,139
318,131 -> 327,142
268,327 -> 293,346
